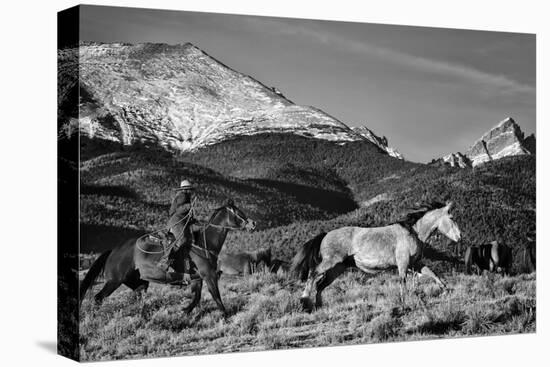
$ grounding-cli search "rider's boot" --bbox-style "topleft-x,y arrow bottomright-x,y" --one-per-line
158,245 -> 179,271
181,252 -> 192,283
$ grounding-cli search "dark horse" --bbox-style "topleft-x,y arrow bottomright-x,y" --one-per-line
464,241 -> 512,275
80,199 -> 256,315
520,236 -> 536,273
292,202 -> 461,312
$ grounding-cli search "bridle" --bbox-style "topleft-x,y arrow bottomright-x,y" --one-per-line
136,202 -> 252,260
192,205 -> 251,260
206,206 -> 249,230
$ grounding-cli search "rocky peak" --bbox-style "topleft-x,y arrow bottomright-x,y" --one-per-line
466,117 -> 531,166
523,133 -> 536,155
432,117 -> 534,168
430,152 -> 472,168
351,126 -> 404,159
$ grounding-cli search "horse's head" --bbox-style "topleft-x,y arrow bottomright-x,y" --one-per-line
218,199 -> 256,232
434,201 -> 461,242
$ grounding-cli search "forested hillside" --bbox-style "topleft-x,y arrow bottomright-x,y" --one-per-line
80,134 -> 535,273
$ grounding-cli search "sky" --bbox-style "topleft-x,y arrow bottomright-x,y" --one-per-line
79,5 -> 536,163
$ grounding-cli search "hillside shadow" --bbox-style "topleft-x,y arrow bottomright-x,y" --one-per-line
81,184 -> 139,199
79,136 -> 124,160
80,224 -> 145,253
249,178 -> 357,214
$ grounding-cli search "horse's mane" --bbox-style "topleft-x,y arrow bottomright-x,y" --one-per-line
393,201 -> 446,228
207,199 -> 236,223
207,204 -> 229,223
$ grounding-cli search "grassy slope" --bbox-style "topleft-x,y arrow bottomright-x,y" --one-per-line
79,271 -> 535,361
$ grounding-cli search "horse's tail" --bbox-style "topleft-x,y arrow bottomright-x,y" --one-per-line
291,232 -> 327,281
464,245 -> 473,275
79,250 -> 111,303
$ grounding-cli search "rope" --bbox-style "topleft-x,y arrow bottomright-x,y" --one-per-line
136,198 -> 197,255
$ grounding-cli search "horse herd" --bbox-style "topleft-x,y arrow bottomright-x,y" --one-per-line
81,199 -> 535,316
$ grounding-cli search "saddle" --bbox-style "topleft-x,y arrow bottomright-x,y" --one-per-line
147,231 -> 176,249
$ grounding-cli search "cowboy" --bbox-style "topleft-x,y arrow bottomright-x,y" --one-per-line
158,179 -> 197,281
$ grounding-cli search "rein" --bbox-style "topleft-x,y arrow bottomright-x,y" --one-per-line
192,211 -> 248,260
136,200 -> 248,259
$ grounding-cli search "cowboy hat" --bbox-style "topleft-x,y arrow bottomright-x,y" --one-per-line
176,179 -> 195,191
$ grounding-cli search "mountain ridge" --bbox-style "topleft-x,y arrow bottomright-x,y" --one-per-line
58,42 -> 400,159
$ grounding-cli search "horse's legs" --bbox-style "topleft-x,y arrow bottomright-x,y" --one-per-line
415,265 -> 446,288
300,275 -> 317,312
243,261 -> 251,275
183,279 -> 203,314
396,253 -> 411,299
301,254 -> 346,312
123,272 -> 149,296
397,263 -> 408,302
314,262 -> 347,308
204,272 -> 226,315
94,281 -> 121,305
490,245 -> 500,273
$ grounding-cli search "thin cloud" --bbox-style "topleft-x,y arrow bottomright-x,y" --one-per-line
243,17 -> 535,96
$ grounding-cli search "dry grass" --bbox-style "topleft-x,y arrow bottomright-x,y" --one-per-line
79,271 -> 535,361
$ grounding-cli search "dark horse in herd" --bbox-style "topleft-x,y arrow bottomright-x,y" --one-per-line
464,241 -> 513,275
81,199 -> 534,315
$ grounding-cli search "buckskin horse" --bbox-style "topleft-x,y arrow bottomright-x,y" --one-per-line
80,199 -> 256,315
270,259 -> 291,275
464,241 -> 512,275
292,201 -> 461,312
218,247 -> 272,276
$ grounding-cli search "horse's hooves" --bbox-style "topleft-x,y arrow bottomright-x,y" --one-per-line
300,297 -> 314,313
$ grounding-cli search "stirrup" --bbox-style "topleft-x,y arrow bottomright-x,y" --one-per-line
169,276 -> 190,287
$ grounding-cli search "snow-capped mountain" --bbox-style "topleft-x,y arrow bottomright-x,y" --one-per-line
432,117 -> 534,168
58,42 -> 400,158
351,126 -> 403,159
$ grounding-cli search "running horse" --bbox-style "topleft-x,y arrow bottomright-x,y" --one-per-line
292,201 -> 461,312
80,199 -> 256,316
